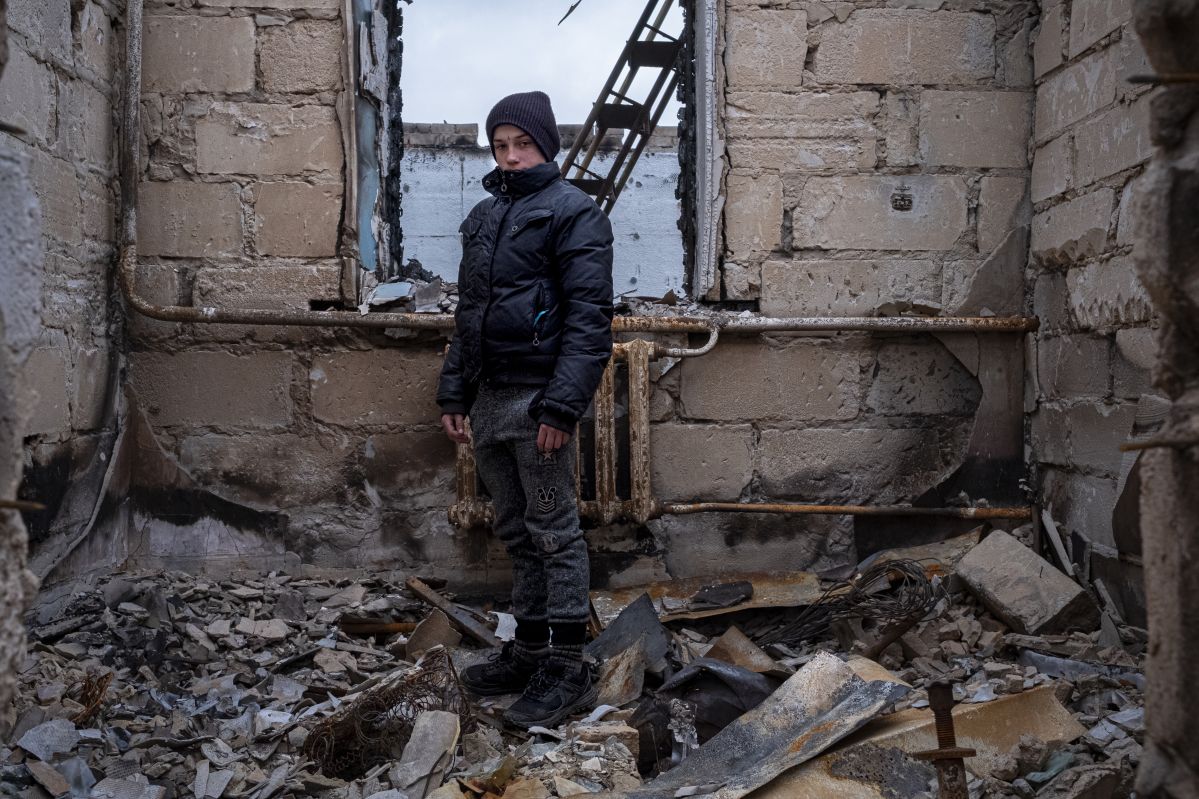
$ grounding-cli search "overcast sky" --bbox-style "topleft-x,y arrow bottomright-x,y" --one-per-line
400,0 -> 684,142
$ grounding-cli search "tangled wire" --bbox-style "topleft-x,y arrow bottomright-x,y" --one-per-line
755,558 -> 939,647
303,647 -> 473,779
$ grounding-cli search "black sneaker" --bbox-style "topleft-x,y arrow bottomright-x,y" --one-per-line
460,642 -> 541,696
502,659 -> 598,729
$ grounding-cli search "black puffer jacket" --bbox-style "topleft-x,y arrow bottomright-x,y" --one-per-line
437,162 -> 615,431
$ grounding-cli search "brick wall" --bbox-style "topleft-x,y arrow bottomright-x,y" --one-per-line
1,0 -> 122,550
126,1 -> 468,577
1027,0 -> 1153,621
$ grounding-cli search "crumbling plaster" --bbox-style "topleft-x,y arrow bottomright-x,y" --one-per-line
0,0 -> 43,724
1,0 -> 121,727
1128,1 -> 1199,794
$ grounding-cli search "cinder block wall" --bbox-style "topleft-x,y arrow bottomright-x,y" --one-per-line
402,123 -> 686,298
23,1 -> 1146,595
648,1 -> 1039,572
1,0 -> 121,561
125,0 -> 468,578
118,1 -> 1032,585
1027,0 -> 1154,623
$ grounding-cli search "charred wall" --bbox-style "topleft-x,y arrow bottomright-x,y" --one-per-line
1,0 -> 123,722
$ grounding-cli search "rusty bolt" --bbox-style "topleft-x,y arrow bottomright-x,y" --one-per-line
927,681 -> 958,749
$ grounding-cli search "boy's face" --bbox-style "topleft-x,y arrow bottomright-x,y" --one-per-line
492,124 -> 547,172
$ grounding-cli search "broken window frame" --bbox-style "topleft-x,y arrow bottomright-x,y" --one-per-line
688,0 -> 724,301
350,0 -> 714,302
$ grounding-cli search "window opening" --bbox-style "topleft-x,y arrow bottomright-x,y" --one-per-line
389,0 -> 692,300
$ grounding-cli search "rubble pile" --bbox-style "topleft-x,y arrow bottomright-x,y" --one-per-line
3,526 -> 1146,799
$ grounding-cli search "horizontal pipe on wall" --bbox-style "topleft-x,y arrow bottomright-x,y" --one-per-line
659,502 -> 1033,521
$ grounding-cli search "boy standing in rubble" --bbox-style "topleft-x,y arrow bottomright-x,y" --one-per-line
436,91 -> 614,728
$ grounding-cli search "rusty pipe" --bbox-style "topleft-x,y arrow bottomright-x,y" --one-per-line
718,315 -> 1038,333
659,502 -> 1033,521
654,326 -> 720,358
624,340 -> 656,523
0,499 -> 46,512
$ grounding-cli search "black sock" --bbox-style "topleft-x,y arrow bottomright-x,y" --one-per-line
512,618 -> 550,665
549,622 -> 587,666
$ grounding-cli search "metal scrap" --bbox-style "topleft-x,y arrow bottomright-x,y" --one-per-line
70,671 -> 114,725
912,682 -> 975,799
590,571 -> 823,626
629,652 -> 909,799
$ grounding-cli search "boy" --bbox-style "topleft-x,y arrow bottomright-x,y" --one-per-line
436,91 -> 614,729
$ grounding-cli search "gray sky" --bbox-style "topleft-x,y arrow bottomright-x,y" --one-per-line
401,0 -> 684,143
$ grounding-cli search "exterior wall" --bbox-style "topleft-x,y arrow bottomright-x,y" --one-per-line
402,124 -> 686,299
1027,0 -> 1153,621
1,0 -> 121,583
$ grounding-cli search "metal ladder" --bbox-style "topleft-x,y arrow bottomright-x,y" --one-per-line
560,0 -> 684,214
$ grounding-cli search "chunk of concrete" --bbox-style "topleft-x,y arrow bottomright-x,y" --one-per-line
956,531 -> 1100,634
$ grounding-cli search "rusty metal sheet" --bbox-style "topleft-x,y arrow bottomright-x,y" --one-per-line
590,571 -> 823,627
749,686 -> 1086,799
629,652 -> 909,799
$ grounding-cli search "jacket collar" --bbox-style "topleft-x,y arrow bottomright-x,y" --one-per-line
483,162 -> 561,198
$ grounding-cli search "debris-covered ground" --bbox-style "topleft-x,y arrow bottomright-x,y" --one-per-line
2,525 -> 1145,799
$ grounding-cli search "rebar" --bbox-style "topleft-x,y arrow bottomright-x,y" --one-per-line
914,681 -> 975,799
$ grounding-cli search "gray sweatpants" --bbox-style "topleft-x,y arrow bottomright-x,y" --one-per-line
470,384 -> 590,626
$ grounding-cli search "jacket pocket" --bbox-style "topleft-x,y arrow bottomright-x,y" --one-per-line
508,209 -> 554,238
459,217 -> 481,244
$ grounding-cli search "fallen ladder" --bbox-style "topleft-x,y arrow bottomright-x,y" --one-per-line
560,0 -> 684,213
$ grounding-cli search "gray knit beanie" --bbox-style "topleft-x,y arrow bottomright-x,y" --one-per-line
486,91 -> 561,163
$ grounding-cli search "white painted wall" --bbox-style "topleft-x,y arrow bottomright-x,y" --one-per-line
401,143 -> 686,299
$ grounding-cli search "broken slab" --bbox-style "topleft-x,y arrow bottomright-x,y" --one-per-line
595,634 -> 648,707
751,685 -> 1086,797
16,718 -> 80,761
955,530 -> 1100,634
389,710 -> 461,799
629,652 -> 908,799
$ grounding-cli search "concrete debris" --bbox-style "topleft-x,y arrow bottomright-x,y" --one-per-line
6,532 -> 1146,799
390,710 -> 461,799
956,530 -> 1101,634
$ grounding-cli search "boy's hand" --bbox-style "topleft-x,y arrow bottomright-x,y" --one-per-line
441,413 -> 470,444
537,424 -> 571,454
